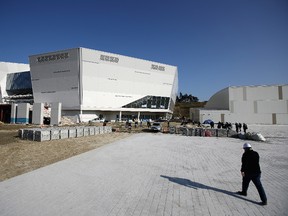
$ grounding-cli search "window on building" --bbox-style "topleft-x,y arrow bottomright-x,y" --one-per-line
122,96 -> 170,109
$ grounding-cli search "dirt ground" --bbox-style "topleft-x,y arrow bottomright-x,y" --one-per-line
0,123 -> 134,182
0,121 -> 176,182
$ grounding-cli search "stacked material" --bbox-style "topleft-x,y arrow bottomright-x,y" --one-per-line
169,126 -> 237,137
18,126 -> 112,142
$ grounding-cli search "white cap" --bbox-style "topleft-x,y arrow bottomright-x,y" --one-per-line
243,143 -> 252,149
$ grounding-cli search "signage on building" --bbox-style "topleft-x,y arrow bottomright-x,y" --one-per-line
151,64 -> 165,71
100,54 -> 119,63
36,52 -> 69,63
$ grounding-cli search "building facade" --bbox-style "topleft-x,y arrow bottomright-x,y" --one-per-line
190,85 -> 288,125
0,62 -> 31,104
0,62 -> 32,122
29,48 -> 178,122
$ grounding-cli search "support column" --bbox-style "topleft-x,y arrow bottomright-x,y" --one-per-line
32,103 -> 44,125
137,111 -> 141,121
10,103 -> 17,124
119,111 -> 122,121
51,102 -> 62,125
17,103 -> 29,124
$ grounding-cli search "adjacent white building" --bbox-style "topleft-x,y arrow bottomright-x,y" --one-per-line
29,48 -> 178,122
190,85 -> 288,125
0,62 -> 31,103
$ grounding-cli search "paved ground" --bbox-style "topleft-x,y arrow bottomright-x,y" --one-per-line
1,132 -> 288,216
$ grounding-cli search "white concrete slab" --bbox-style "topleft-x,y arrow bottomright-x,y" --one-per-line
1,125 -> 288,216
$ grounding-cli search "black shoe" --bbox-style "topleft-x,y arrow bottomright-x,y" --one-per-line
236,191 -> 247,196
260,201 -> 267,206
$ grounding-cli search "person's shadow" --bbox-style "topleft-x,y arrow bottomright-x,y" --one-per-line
160,175 -> 260,205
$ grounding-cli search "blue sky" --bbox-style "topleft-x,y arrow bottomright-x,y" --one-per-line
1,0 -> 287,101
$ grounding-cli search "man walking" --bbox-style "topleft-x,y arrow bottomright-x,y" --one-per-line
236,143 -> 267,205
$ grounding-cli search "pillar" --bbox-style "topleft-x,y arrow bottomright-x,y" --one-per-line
32,103 -> 44,125
10,103 -> 17,124
51,102 -> 62,125
17,103 -> 29,124
119,111 -> 122,121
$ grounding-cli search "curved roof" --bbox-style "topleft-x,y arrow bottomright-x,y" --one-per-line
205,87 -> 229,110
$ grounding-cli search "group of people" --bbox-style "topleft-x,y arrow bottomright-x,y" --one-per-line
180,119 -> 248,134
215,122 -> 248,133
216,121 -> 232,129
125,119 -> 161,131
235,122 -> 248,133
125,119 -> 144,129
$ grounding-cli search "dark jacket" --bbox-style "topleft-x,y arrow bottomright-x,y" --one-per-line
241,149 -> 261,174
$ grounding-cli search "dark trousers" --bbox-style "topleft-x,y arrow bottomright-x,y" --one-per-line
242,173 -> 267,202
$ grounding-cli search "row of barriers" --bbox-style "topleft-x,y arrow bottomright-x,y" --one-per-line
18,126 -> 236,142
169,126 -> 237,137
18,126 -> 112,142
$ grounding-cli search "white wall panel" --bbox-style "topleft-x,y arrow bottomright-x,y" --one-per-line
246,85 -> 279,101
230,101 -> 254,113
232,113 -> 273,124
82,62 -> 174,93
81,48 -> 176,75
33,90 -> 79,108
197,109 -> 230,123
257,100 -> 288,114
82,91 -> 143,108
282,85 -> 288,99
29,49 -> 80,109
229,87 -> 244,101
277,113 -> 288,124
81,48 -> 177,110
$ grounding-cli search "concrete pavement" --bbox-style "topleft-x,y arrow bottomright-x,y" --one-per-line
1,133 -> 288,216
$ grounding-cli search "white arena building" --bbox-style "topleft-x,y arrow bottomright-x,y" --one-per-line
1,49 -> 287,125
190,84 -> 288,125
29,48 -> 179,122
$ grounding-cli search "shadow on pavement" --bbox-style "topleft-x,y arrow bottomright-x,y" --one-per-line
160,175 -> 260,205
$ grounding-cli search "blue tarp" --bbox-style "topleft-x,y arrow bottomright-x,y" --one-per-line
203,119 -> 214,124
